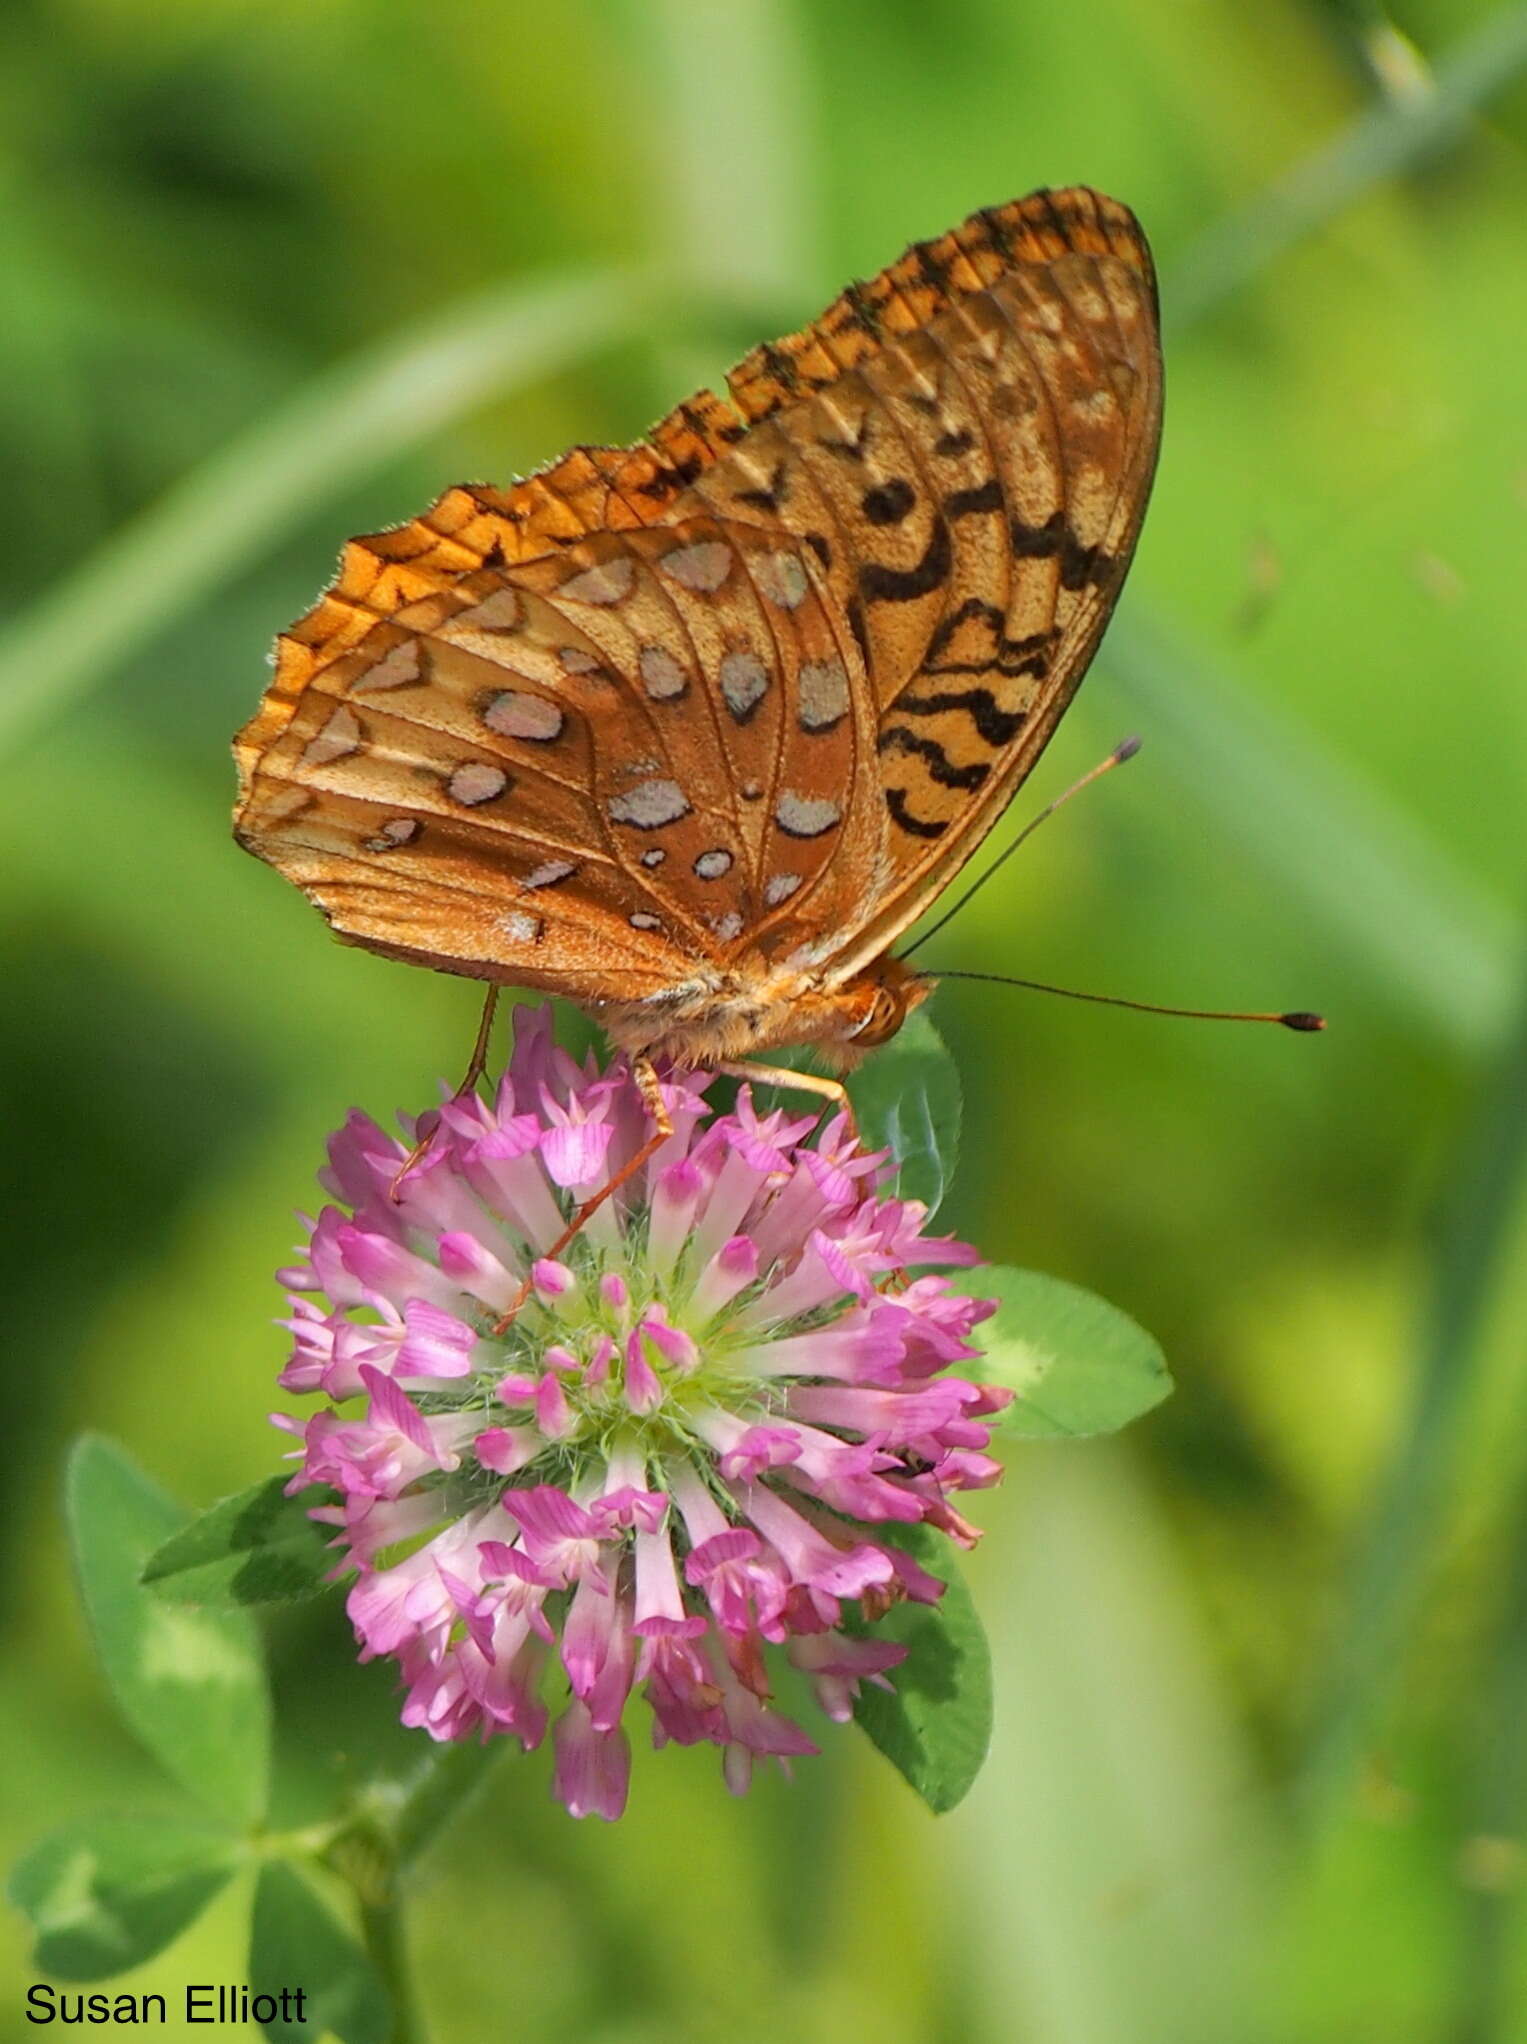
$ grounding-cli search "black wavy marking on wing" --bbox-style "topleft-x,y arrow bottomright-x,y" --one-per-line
858,518 -> 953,603
877,726 -> 991,790
1009,510 -> 1116,592
921,598 -> 1056,680
943,477 -> 1005,520
889,687 -> 1027,748
884,786 -> 949,839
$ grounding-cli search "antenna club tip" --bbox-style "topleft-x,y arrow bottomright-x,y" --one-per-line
1113,735 -> 1143,763
1280,1011 -> 1326,1033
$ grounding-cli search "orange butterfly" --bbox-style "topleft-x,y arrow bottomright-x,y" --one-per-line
234,187 -> 1161,1157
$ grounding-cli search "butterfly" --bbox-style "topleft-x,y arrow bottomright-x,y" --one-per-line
234,186 -> 1162,1146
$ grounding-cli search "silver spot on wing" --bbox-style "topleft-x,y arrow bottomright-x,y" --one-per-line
521,859 -> 577,889
639,644 -> 689,700
448,761 -> 510,806
351,640 -> 422,694
774,790 -> 841,839
798,658 -> 850,733
720,649 -> 769,724
560,556 -> 635,606
755,550 -> 808,609
302,705 -> 363,765
364,817 -> 421,853
607,779 -> 691,829
660,541 -> 732,593
483,690 -> 565,742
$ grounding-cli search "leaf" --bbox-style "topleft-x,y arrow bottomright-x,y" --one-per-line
66,1435 -> 271,1827
848,1525 -> 992,1813
142,1477 -> 340,1607
847,1010 -> 963,1215
975,1265 -> 1172,1438
249,1864 -> 390,2044
8,1817 -> 238,1981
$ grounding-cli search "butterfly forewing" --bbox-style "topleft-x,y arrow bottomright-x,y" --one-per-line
678,190 -> 1161,975
234,185 -> 1161,1033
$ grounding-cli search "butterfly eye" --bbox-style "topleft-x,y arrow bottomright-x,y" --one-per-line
844,980 -> 899,1047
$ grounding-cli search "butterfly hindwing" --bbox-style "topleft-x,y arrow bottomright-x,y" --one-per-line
235,517 -> 882,989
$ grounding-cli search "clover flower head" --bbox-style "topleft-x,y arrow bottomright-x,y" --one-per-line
273,1005 -> 1006,1819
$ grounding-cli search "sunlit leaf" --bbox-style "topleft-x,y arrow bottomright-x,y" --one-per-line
848,1525 -> 992,1813
8,1817 -> 238,1981
142,1477 -> 340,1608
66,1436 -> 270,1827
975,1265 -> 1171,1438
249,1864 -> 390,2044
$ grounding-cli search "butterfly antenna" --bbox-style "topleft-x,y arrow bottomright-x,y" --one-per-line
926,968 -> 1325,1032
900,736 -> 1142,962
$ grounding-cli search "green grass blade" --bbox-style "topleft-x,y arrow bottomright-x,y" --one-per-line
0,268 -> 638,760
1451,1445 -> 1527,2042
639,0 -> 822,306
1101,609 -> 1517,1052
1300,966 -> 1527,1818
1165,4 -> 1527,333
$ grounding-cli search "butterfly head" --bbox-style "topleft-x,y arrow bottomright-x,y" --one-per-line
837,954 -> 934,1052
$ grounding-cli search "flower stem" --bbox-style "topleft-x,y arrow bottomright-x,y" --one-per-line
324,1740 -> 505,2044
359,1893 -> 422,2044
391,1739 -> 505,1866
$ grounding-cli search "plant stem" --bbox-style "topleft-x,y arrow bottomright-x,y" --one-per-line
325,1740 -> 505,2044
359,1893 -> 423,2044
392,1739 -> 505,1867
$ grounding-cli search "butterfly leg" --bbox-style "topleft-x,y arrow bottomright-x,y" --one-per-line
712,1061 -> 858,1145
390,984 -> 501,1202
490,1054 -> 675,1332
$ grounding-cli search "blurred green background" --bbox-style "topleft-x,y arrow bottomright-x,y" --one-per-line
4,0 -> 1527,2037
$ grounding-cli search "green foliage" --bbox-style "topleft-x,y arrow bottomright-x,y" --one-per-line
249,1866 -> 390,2044
847,1527 -> 993,1815
846,1010 -> 963,1214
975,1266 -> 1173,1438
840,1268 -> 1168,1813
31,1438 -> 430,2028
8,1819 -> 239,1981
737,1007 -> 961,1206
142,1477 -> 340,1608
7,1 -> 1527,2037
66,1437 -> 271,1829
